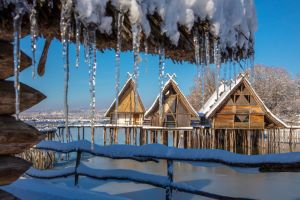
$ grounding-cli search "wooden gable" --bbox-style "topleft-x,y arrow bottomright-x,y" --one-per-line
145,79 -> 198,127
213,81 -> 267,129
117,86 -> 144,113
105,79 -> 145,117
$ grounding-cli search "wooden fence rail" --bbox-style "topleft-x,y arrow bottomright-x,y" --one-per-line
26,141 -> 266,200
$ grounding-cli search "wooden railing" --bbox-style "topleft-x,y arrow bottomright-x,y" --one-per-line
27,141 -> 300,200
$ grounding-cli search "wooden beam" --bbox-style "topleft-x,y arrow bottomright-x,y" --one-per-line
0,41 -> 32,80
0,115 -> 45,155
0,156 -> 31,186
37,38 -> 52,77
0,80 -> 46,115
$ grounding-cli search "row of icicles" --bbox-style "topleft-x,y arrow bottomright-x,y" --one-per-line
12,0 -> 254,144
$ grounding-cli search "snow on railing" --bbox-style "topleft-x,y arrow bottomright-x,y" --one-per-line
29,140 -> 300,199
36,140 -> 157,162
36,140 -> 300,167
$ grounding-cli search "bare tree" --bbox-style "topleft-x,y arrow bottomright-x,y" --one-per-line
253,65 -> 300,122
187,67 -> 216,111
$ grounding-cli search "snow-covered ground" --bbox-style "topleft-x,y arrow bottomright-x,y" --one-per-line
0,177 -> 127,200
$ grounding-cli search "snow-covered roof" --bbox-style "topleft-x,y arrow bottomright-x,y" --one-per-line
74,0 -> 257,48
145,78 -> 198,118
1,0 -> 256,62
199,75 -> 287,128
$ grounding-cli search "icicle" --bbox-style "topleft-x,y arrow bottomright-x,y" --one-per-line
88,28 -> 97,144
62,42 -> 70,142
60,0 -> 72,142
223,63 -> 227,81
250,54 -> 255,83
158,45 -> 165,126
131,23 -> 141,113
144,40 -> 149,74
204,32 -> 210,102
205,32 -> 210,69
75,15 -> 81,68
13,2 -> 24,120
83,28 -> 89,64
214,40 -> 221,100
30,0 -> 38,78
193,29 -> 202,108
233,61 -> 237,84
229,61 -> 232,89
114,12 -> 124,124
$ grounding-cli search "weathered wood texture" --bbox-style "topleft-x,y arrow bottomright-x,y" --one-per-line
213,80 -> 283,129
0,189 -> 19,200
0,80 -> 46,115
0,156 -> 31,186
37,38 -> 52,77
0,115 -> 45,155
105,78 -> 145,125
146,79 -> 198,127
0,41 -> 32,80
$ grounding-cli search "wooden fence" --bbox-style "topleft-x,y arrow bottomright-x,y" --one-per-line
26,140 -> 300,200
25,141 -> 265,200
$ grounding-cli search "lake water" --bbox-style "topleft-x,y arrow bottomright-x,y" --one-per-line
49,156 -> 300,200
30,127 -> 300,199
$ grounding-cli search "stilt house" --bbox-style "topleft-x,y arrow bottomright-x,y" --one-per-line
105,77 -> 145,125
145,75 -> 199,127
199,74 -> 287,129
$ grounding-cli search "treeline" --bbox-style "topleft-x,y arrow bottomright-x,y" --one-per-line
187,65 -> 300,123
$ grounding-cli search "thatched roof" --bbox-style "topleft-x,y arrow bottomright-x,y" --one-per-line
105,77 -> 145,117
0,40 -> 32,79
145,78 -> 199,118
0,0 -> 255,64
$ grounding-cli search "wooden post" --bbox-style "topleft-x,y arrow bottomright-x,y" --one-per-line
166,159 -> 173,200
212,129 -> 215,149
140,129 -> 146,146
184,131 -> 188,148
162,130 -> 168,146
224,129 -> 228,151
145,129 -> 149,144
172,131 -> 176,147
103,128 -> 107,145
74,150 -> 82,186
77,127 -> 80,141
91,127 -> 95,144
113,128 -> 118,144
82,127 -> 85,140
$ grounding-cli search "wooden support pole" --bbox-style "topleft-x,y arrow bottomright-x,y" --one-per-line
91,127 -> 95,144
74,150 -> 82,186
166,159 -> 174,200
82,127 -> 85,140
77,127 -> 80,141
103,128 -> 107,145
113,128 -> 118,144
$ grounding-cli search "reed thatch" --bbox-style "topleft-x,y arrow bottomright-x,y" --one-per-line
0,0 -> 252,64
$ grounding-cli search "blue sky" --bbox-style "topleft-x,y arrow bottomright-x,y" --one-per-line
18,0 -> 300,111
